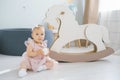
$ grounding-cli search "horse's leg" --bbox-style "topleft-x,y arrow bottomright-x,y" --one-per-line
50,37 -> 68,53
101,26 -> 110,47
93,41 -> 106,52
87,37 -> 106,52
85,24 -> 106,52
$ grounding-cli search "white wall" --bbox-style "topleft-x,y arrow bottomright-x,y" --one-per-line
0,0 -> 66,29
0,0 -> 84,29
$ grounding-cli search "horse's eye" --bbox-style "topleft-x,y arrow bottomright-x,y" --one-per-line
60,11 -> 65,15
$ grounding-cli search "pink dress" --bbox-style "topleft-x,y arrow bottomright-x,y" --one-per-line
21,38 -> 53,72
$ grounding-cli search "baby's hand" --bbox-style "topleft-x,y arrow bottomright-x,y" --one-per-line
36,48 -> 49,55
36,49 -> 44,55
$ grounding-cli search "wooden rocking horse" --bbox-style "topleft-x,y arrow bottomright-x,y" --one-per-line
45,5 -> 114,62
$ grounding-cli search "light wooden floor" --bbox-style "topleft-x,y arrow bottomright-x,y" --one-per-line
0,54 -> 120,80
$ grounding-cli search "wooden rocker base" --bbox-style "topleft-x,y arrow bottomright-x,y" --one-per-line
49,47 -> 114,62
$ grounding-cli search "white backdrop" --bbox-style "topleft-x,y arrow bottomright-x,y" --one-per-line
0,0 -> 84,29
0,0 -> 66,29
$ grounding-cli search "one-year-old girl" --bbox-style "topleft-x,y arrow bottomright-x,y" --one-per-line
18,25 -> 58,77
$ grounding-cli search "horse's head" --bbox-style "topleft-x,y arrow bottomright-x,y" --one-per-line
45,5 -> 75,30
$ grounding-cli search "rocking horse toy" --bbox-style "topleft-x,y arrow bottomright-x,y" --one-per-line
45,5 -> 114,62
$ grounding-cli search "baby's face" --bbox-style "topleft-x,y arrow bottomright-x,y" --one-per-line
32,27 -> 45,44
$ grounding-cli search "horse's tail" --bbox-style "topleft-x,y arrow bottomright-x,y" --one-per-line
101,26 -> 110,46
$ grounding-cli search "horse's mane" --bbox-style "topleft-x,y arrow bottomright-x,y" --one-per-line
47,5 -> 76,20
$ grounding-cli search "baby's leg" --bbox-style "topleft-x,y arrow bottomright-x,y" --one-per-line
18,52 -> 33,77
18,61 -> 28,77
37,57 -> 58,72
37,65 -> 47,72
37,60 -> 53,72
45,57 -> 58,69
37,57 -> 47,72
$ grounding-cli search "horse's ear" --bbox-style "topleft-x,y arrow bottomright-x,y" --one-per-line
60,11 -> 65,15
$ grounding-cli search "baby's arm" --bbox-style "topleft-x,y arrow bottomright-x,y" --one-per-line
26,44 -> 37,57
36,48 -> 49,56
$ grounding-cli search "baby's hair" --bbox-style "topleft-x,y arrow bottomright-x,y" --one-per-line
32,24 -> 44,31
